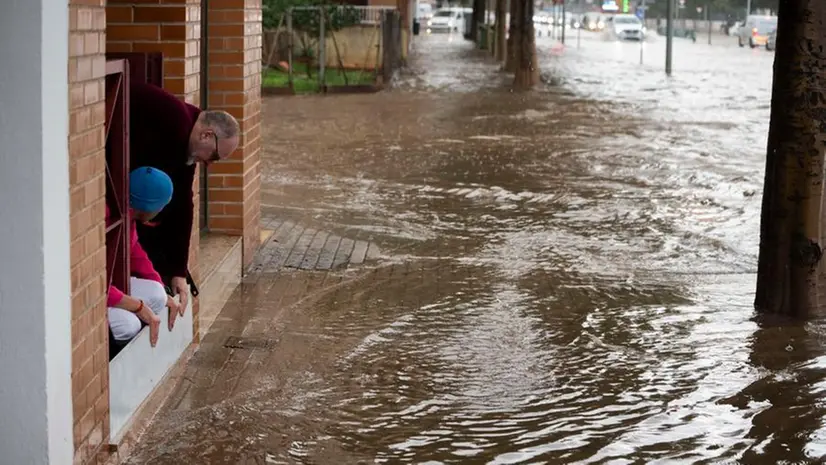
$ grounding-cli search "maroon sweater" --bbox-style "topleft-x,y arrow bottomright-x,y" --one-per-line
129,82 -> 201,280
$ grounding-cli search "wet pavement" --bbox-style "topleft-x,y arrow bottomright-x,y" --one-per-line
124,32 -> 826,464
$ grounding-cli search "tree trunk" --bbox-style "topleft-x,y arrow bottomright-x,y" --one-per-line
755,0 -> 826,318
504,0 -> 519,72
513,0 -> 539,88
494,0 -> 507,61
471,0 -> 485,42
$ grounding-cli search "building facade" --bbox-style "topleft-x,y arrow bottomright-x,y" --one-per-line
0,0 -> 263,463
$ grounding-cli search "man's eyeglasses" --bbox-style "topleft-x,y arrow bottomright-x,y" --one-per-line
209,133 -> 221,162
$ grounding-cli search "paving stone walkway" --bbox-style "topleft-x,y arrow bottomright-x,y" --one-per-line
250,217 -> 381,273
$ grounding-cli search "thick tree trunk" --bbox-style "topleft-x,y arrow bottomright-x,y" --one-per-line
471,0 -> 485,42
755,0 -> 826,318
494,0 -> 507,61
504,0 -> 519,72
513,0 -> 539,88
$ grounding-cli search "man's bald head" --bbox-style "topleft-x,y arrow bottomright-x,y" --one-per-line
188,110 -> 241,165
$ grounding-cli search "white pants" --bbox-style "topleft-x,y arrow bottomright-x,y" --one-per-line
108,277 -> 167,342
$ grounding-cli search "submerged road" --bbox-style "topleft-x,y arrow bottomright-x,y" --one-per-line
125,32 -> 825,465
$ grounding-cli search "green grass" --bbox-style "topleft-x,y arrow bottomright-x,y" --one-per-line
263,67 -> 376,93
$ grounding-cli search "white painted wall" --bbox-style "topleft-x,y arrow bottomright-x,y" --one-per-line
0,0 -> 74,463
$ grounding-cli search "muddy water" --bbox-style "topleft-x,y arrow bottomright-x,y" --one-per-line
131,34 -> 826,464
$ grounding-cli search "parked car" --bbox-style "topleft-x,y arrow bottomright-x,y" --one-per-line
427,7 -> 472,34
765,29 -> 777,51
603,14 -> 644,41
737,15 -> 777,48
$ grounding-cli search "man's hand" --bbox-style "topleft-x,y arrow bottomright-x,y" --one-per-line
170,276 -> 189,315
167,295 -> 180,331
135,303 -> 161,347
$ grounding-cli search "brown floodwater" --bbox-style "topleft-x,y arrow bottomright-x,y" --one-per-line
126,32 -> 826,465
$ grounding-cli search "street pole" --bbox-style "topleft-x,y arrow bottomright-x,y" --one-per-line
746,0 -> 751,17
707,4 -> 711,45
577,16 -> 581,48
640,35 -> 644,65
554,5 -> 558,40
561,0 -> 566,44
666,0 -> 673,75
639,0 -> 645,65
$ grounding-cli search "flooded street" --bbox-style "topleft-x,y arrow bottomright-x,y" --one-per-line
127,33 -> 826,464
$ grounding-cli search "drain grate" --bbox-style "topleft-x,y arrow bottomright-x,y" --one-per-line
223,336 -> 276,350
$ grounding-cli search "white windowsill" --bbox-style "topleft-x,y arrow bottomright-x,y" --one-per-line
109,294 -> 194,443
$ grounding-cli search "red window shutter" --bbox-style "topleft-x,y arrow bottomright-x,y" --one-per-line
104,59 -> 131,296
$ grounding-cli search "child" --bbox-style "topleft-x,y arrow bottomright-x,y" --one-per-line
107,167 -> 179,349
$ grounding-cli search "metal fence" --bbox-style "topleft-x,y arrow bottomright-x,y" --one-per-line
263,6 -> 403,92
346,5 -> 398,25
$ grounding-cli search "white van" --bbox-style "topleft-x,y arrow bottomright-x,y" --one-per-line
426,7 -> 473,34
737,15 -> 777,48
416,2 -> 433,21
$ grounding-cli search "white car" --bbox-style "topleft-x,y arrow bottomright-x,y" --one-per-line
603,14 -> 645,41
427,7 -> 472,34
416,2 -> 433,23
737,15 -> 777,48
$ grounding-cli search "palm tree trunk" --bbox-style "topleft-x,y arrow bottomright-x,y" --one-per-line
755,0 -> 826,317
494,0 -> 507,61
504,0 -> 519,72
513,0 -> 539,88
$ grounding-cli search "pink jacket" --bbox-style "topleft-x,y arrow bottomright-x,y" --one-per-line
106,206 -> 164,307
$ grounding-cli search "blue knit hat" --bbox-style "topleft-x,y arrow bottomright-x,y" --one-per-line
130,167 -> 174,213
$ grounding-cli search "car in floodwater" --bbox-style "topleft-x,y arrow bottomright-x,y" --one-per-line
416,2 -> 433,23
737,15 -> 777,48
426,7 -> 472,34
603,14 -> 645,41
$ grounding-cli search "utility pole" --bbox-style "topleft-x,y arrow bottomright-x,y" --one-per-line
639,0 -> 646,65
666,0 -> 673,75
707,4 -> 711,45
574,0 -> 581,48
746,0 -> 751,17
561,0 -> 566,44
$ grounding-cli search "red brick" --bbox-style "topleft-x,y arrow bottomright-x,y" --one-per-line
106,24 -> 160,41
106,5 -> 134,23
133,5 -> 188,22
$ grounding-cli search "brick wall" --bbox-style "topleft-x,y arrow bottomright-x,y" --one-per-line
207,0 -> 263,267
69,1 -> 110,464
106,0 -> 201,103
